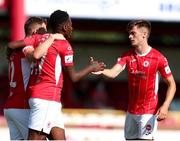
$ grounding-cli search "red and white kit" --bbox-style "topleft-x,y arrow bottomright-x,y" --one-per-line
5,51 -> 31,109
117,47 -> 172,139
24,34 -> 74,134
4,50 -> 31,140
117,47 -> 172,114
24,34 -> 74,102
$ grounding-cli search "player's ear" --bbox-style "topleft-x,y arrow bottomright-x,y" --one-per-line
62,24 -> 67,32
64,24 -> 69,31
142,31 -> 147,38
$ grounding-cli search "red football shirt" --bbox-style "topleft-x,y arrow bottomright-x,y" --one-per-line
24,34 -> 74,102
117,47 -> 172,114
4,50 -> 31,109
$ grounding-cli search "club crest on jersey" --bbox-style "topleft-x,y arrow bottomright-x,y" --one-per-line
65,55 -> 73,63
143,61 -> 149,67
145,124 -> 152,135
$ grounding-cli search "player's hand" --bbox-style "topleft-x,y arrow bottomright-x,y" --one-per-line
23,46 -> 34,57
92,71 -> 103,75
156,105 -> 169,121
89,57 -> 106,72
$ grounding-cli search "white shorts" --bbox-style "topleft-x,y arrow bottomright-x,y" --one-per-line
4,109 -> 30,140
124,112 -> 158,140
28,98 -> 64,134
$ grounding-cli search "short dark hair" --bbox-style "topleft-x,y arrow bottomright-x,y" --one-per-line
49,10 -> 69,33
24,17 -> 47,36
127,20 -> 151,37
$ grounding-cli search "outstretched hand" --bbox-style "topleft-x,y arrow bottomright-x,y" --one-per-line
89,57 -> 106,73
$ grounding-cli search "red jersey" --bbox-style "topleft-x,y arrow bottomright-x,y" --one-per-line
24,34 -> 74,102
117,47 -> 172,114
4,50 -> 31,109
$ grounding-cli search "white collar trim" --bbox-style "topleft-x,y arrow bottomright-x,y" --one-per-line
135,46 -> 152,56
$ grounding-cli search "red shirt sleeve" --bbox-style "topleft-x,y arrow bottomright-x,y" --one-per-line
58,40 -> 74,67
23,35 -> 36,46
158,55 -> 172,78
116,52 -> 128,68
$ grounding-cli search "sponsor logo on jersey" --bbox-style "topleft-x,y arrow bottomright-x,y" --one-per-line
65,55 -> 73,63
165,66 -> 171,74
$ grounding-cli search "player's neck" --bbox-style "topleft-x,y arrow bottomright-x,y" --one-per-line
135,45 -> 151,56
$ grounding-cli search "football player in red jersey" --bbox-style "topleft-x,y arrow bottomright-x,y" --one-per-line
4,17 -> 47,140
93,20 -> 176,140
26,10 -> 105,140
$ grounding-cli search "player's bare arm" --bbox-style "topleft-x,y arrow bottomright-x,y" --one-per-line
93,63 -> 123,78
156,75 -> 176,121
33,33 -> 65,59
65,58 -> 105,82
8,40 -> 26,49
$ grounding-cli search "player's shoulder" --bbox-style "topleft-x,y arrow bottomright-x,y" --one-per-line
151,47 -> 165,58
31,33 -> 49,39
29,33 -> 42,38
55,39 -> 72,50
25,34 -> 43,43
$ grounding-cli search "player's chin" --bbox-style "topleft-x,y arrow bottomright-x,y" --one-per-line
130,41 -> 137,46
